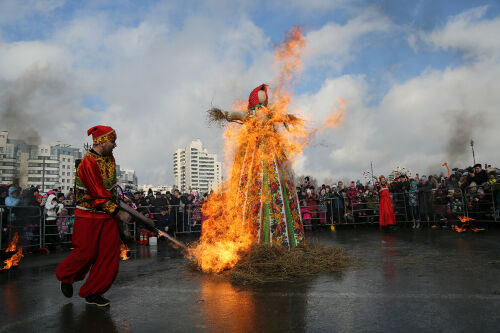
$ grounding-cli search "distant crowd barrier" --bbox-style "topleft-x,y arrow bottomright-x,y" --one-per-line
299,187 -> 498,228
1,187 -> 498,250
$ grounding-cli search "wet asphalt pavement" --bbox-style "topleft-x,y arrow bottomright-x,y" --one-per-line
1,226 -> 499,333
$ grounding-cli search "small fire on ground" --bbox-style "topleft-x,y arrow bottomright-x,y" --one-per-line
1,233 -> 24,270
453,216 -> 484,233
120,243 -> 130,261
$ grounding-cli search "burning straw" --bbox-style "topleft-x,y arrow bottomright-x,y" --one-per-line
229,243 -> 353,285
1,233 -> 24,270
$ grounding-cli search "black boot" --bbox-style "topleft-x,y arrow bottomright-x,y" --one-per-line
85,294 -> 110,307
60,282 -> 73,298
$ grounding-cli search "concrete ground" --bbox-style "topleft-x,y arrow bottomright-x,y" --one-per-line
1,227 -> 499,333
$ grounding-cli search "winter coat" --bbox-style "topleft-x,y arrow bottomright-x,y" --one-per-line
418,182 -> 432,208
468,170 -> 488,186
5,186 -> 20,207
331,192 -> 344,209
365,195 -> 378,210
155,213 -> 175,231
408,191 -> 419,207
45,194 -> 63,221
318,195 -> 328,212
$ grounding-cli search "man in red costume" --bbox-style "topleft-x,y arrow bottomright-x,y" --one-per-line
56,125 -> 131,307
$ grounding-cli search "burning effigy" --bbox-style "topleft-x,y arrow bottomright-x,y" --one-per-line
188,27 -> 352,282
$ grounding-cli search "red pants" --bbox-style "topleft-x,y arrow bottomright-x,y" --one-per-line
56,209 -> 120,297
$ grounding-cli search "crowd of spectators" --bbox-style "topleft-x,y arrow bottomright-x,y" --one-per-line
1,163 -> 499,250
122,186 -> 207,235
0,184 -> 75,250
296,163 -> 500,228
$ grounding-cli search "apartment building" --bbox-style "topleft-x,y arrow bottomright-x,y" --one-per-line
173,139 -> 222,193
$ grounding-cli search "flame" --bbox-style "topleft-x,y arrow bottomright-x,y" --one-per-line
120,243 -> 130,261
188,27 -> 308,273
442,162 -> 450,177
323,98 -> 345,129
5,233 -> 19,252
305,97 -> 346,145
1,233 -> 24,270
452,226 -> 467,233
458,216 -> 474,223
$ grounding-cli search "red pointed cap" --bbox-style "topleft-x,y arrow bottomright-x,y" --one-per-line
87,125 -> 116,145
248,84 -> 268,109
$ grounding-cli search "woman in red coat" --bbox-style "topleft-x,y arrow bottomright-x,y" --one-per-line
377,175 -> 396,229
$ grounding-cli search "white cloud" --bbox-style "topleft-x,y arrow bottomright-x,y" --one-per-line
0,0 -> 64,25
304,9 -> 393,72
1,3 -> 499,187
269,0 -> 351,13
0,41 -> 70,79
423,6 -> 500,60
296,54 -> 500,184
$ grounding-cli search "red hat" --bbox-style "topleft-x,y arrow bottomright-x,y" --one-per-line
248,84 -> 268,109
87,125 -> 116,145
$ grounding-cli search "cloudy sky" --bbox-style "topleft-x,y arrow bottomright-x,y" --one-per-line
1,0 -> 499,185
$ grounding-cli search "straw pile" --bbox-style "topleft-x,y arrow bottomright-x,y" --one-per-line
229,243 -> 353,285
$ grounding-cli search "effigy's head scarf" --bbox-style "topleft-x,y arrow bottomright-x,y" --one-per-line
87,125 -> 116,145
248,84 -> 268,110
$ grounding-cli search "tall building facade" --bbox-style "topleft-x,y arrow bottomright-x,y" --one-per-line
116,166 -> 138,191
0,131 -> 83,192
0,131 -> 137,193
173,139 -> 222,193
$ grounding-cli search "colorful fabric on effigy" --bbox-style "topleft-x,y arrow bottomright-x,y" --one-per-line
229,84 -> 305,250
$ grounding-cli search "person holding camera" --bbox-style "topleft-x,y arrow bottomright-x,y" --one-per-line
467,164 -> 488,187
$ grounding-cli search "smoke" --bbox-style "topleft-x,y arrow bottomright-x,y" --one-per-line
0,65 -> 76,144
445,110 -> 485,168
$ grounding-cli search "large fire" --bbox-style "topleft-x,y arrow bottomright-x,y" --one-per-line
1,233 -> 24,270
189,27 -> 343,273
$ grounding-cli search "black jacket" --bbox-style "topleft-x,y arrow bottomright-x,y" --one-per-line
155,213 -> 175,230
468,170 -> 488,186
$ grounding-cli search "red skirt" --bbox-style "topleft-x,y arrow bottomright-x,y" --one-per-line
379,196 -> 396,226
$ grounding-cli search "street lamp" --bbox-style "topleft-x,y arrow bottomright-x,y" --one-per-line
470,139 -> 476,165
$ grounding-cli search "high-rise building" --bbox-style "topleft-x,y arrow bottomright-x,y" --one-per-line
116,166 -> 138,191
0,131 -> 84,192
173,139 -> 222,193
0,131 -> 139,193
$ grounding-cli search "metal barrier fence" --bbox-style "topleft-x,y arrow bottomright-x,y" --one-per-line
1,187 -> 499,250
134,204 -> 201,235
299,187 -> 497,228
1,205 -> 43,251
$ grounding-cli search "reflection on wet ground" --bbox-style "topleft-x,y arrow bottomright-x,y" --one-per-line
1,227 -> 499,332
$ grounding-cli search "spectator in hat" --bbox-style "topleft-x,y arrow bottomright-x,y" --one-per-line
467,164 -> 488,186
5,186 -> 20,207
152,191 -> 168,214
409,181 -> 420,228
155,207 -> 175,234
418,176 -> 432,223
